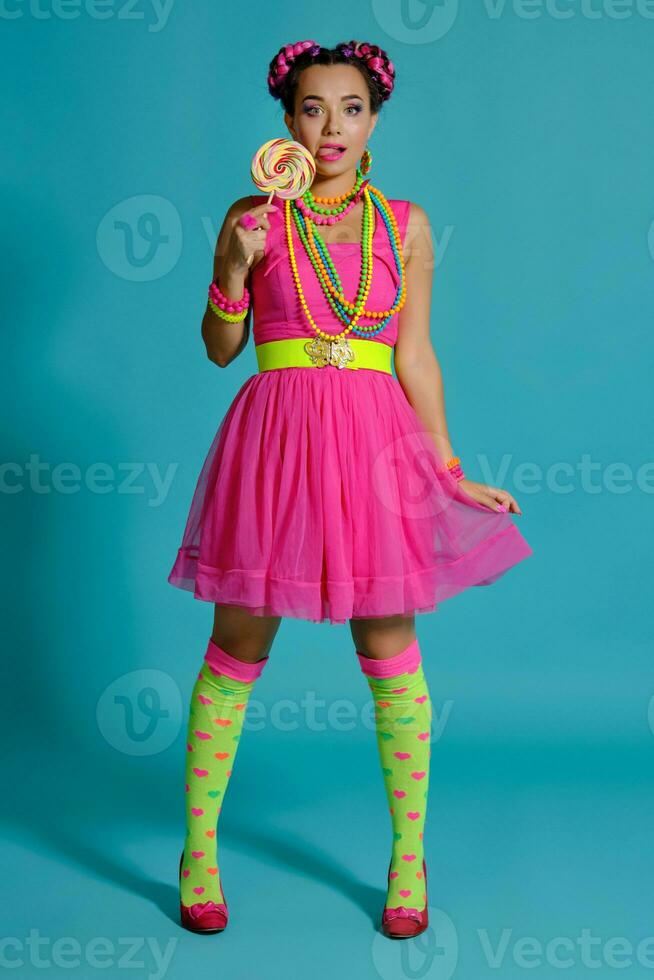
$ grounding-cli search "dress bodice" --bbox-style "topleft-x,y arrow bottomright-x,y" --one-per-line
249,193 -> 411,348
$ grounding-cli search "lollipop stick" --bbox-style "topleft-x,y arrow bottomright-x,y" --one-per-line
266,190 -> 275,205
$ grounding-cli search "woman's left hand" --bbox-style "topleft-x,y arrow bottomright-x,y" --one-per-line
456,478 -> 523,515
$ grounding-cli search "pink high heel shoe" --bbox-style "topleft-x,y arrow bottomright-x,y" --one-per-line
381,857 -> 429,939
179,849 -> 228,934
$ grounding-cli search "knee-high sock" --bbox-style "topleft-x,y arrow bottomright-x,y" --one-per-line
181,638 -> 269,907
357,638 -> 431,910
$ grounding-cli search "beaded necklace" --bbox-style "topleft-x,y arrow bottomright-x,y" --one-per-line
299,189 -> 406,337
285,181 -> 407,347
295,168 -> 367,224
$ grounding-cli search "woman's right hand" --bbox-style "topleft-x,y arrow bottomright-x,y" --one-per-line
225,203 -> 279,271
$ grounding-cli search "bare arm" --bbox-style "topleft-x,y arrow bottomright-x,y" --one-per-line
394,202 -> 456,464
201,197 -> 276,367
395,202 -> 523,515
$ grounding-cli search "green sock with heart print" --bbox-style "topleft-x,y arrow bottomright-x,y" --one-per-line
357,637 -> 432,911
180,638 -> 269,908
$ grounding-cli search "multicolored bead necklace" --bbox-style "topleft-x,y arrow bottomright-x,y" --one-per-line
284,173 -> 407,356
295,168 -> 367,225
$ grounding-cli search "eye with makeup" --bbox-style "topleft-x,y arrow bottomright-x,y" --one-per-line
303,103 -> 362,116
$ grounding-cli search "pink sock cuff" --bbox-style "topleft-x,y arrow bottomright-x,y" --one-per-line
356,637 -> 421,678
204,638 -> 269,682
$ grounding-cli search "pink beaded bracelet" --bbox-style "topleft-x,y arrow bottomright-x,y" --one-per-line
208,279 -> 250,313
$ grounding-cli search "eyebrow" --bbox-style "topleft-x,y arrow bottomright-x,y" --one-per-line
302,94 -> 364,101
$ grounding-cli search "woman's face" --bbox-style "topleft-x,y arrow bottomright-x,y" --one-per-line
285,64 -> 378,176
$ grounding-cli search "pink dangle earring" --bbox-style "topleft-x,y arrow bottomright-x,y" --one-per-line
360,147 -> 372,176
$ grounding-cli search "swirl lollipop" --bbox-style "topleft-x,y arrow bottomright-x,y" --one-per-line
250,137 -> 316,204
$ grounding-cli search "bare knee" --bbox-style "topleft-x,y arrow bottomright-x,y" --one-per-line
349,613 -> 416,660
211,603 -> 282,663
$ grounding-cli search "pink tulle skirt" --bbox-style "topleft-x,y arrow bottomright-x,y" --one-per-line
167,366 -> 533,624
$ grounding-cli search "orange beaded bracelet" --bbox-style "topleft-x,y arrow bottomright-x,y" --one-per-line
446,456 -> 465,481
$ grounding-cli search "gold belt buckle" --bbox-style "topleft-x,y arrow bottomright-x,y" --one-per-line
304,337 -> 355,370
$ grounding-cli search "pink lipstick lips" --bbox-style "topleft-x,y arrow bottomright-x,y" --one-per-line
316,144 -> 346,161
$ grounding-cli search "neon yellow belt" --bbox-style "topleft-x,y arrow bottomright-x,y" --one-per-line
255,336 -> 392,374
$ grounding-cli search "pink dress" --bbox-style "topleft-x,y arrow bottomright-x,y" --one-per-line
167,193 -> 533,624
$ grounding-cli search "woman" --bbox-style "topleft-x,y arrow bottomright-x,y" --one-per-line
168,39 -> 533,938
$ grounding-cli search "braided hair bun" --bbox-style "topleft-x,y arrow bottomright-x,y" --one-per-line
267,40 -> 322,101
334,40 -> 396,104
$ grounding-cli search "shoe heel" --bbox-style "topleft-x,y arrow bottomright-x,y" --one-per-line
179,848 -> 229,934
381,855 -> 429,939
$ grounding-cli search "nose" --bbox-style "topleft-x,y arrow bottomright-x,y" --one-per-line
323,111 -> 341,136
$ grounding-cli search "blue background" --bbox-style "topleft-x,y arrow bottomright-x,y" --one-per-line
2,1 -> 652,977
